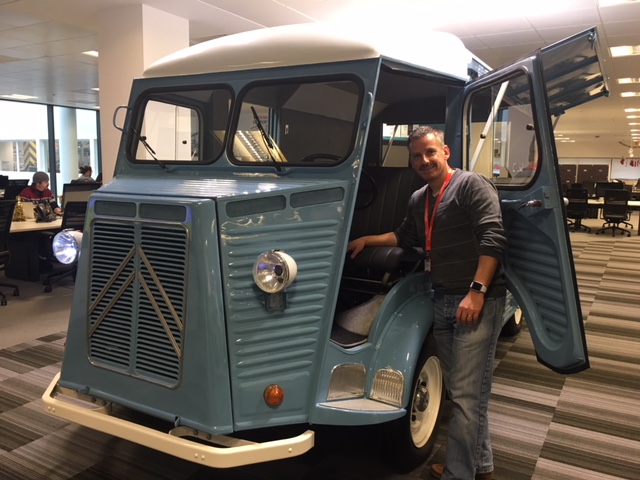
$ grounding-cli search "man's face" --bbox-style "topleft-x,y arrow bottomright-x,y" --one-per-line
408,134 -> 451,184
35,180 -> 49,192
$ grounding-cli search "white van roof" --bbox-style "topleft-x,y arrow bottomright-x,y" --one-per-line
144,23 -> 474,80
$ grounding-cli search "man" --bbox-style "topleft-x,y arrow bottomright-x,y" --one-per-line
348,126 -> 507,480
19,171 -> 62,214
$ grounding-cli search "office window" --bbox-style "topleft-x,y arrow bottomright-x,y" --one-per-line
53,106 -> 99,185
0,101 -> 49,182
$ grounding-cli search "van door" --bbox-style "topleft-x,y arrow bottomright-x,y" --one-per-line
456,28 -> 607,374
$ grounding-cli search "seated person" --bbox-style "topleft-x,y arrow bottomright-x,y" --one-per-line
76,165 -> 95,183
19,171 -> 62,215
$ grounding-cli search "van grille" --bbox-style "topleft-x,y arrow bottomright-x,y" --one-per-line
88,219 -> 188,386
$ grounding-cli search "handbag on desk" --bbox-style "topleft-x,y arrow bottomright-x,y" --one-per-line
35,201 -> 57,222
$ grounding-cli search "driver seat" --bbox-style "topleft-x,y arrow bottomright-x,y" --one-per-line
333,167 -> 425,347
342,167 -> 426,294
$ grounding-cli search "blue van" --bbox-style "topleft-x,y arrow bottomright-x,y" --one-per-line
43,23 -> 605,470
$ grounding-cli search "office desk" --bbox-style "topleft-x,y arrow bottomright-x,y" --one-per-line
588,198 -> 640,235
10,217 -> 62,233
7,218 -> 63,281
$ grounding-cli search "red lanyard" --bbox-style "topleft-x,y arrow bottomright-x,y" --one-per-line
425,169 -> 454,253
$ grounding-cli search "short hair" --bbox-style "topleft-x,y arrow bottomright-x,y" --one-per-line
407,126 -> 445,149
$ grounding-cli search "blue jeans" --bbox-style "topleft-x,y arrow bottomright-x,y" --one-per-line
432,293 -> 505,480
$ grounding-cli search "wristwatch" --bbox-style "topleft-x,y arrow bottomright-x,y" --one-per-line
469,281 -> 487,294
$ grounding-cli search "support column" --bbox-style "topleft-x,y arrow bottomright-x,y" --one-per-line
58,107 -> 78,184
97,5 -> 189,183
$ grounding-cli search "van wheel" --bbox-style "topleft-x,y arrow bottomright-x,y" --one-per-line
501,307 -> 523,337
382,335 -> 445,472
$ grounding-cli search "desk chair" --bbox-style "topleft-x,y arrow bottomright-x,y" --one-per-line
596,189 -> 632,237
566,188 -> 591,233
0,200 -> 19,305
43,201 -> 87,292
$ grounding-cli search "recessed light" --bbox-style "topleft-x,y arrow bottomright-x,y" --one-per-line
611,46 -> 640,57
82,50 -> 99,57
626,108 -> 640,112
618,78 -> 640,84
0,94 -> 38,100
628,115 -> 640,118
630,123 -> 640,126
621,92 -> 640,97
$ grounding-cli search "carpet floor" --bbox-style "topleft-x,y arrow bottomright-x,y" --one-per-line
1,229 -> 639,479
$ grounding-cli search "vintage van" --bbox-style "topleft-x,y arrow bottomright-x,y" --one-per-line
43,23 -> 605,470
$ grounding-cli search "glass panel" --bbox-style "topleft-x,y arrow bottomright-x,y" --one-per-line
133,88 -> 231,164
0,100 -> 49,182
540,28 -> 608,116
233,79 -> 361,166
465,72 -> 538,187
53,106 -> 99,186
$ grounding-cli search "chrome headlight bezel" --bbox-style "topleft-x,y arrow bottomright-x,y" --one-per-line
253,250 -> 298,293
52,230 -> 83,265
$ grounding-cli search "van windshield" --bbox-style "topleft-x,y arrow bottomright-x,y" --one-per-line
132,87 -> 232,164
232,78 -> 362,166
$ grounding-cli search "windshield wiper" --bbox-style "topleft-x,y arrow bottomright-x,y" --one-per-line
132,128 -> 167,170
250,107 -> 285,171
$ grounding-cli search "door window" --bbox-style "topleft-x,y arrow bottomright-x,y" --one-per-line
465,71 -> 538,186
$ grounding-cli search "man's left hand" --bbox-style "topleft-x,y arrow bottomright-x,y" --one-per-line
456,292 -> 485,325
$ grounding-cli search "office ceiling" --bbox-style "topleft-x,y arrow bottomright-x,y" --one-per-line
1,0 -> 639,157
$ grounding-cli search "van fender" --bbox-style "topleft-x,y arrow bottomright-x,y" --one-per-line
368,274 -> 434,408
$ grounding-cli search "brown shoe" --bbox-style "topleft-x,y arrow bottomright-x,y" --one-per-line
429,463 -> 494,479
430,463 -> 444,479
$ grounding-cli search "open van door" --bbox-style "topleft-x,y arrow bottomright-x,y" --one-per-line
456,28 -> 608,374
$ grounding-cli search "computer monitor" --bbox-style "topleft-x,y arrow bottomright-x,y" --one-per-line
7,178 -> 28,187
61,182 -> 101,210
2,182 -> 27,199
595,181 -> 623,198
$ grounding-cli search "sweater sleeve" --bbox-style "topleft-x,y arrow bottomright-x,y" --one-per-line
394,185 -> 427,250
461,174 -> 507,260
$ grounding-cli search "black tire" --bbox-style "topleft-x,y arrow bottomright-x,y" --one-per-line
382,334 -> 445,472
500,307 -> 524,337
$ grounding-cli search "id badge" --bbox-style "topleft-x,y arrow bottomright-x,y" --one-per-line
425,253 -> 431,272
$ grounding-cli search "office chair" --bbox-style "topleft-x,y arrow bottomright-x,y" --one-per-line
565,188 -> 591,233
43,201 -> 87,293
595,189 -> 632,237
0,199 -> 20,306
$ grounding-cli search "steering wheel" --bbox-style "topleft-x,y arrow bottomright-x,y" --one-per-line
300,153 -> 342,163
355,170 -> 377,210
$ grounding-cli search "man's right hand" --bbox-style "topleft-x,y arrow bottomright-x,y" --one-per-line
347,237 -> 367,259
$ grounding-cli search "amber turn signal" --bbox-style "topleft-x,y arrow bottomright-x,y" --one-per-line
264,384 -> 284,407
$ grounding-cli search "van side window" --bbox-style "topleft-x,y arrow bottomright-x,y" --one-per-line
232,79 -> 362,166
132,88 -> 232,164
465,71 -> 538,186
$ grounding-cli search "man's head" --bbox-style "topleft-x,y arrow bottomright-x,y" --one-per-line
407,126 -> 451,185
32,171 -> 50,191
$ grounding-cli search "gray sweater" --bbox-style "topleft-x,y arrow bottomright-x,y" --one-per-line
394,169 -> 507,296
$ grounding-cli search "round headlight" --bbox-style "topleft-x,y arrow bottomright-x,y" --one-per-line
253,250 -> 297,293
52,230 -> 83,264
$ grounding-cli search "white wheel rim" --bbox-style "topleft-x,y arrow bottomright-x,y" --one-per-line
410,356 -> 443,448
514,308 -> 523,326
